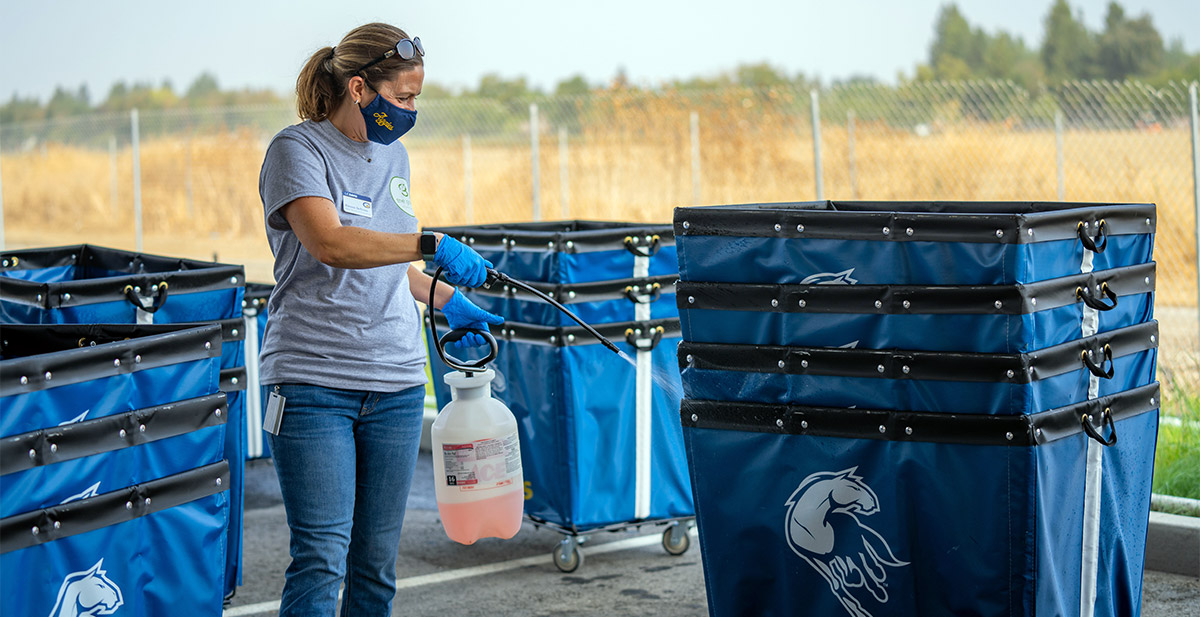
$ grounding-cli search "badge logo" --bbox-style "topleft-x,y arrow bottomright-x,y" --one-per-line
61,482 -> 102,504
784,468 -> 907,617
49,559 -> 124,617
59,409 -> 90,426
800,269 -> 858,285
389,176 -> 414,216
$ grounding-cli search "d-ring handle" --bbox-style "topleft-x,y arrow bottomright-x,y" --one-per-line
623,282 -> 662,304
1081,407 -> 1118,446
1077,220 -> 1108,254
624,326 -> 665,351
123,282 -> 170,313
1076,282 -> 1118,311
1081,345 -> 1114,379
624,235 -> 662,258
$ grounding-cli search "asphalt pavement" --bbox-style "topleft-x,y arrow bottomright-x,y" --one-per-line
224,454 -> 1200,617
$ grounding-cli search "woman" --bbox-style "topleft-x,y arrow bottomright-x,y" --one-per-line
257,22 -> 500,616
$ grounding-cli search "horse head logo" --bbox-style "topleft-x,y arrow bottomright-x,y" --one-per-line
800,269 -> 858,285
784,468 -> 907,617
49,559 -> 123,617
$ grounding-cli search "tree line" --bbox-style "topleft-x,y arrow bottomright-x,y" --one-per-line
2,0 -> 1196,127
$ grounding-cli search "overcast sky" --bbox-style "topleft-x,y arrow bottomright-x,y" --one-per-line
1,0 -> 1197,103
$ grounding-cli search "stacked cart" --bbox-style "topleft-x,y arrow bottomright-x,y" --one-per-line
424,221 -> 693,571
674,201 -> 1159,617
0,244 -> 247,601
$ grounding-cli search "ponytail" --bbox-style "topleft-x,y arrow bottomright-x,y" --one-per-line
296,46 -> 340,122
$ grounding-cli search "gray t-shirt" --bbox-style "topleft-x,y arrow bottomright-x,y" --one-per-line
258,119 -> 426,392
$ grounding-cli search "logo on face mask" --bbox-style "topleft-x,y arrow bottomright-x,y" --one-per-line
373,112 -> 393,131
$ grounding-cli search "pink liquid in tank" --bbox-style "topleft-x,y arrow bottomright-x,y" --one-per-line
437,489 -> 525,545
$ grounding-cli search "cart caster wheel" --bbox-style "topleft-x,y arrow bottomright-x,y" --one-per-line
662,524 -> 690,556
552,542 -> 583,573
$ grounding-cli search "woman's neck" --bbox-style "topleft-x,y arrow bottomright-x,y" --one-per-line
327,98 -> 369,143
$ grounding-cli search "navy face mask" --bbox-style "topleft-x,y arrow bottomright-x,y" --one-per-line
359,93 -> 416,145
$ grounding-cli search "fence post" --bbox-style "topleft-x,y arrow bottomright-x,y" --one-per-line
559,127 -> 569,219
1189,82 -> 1200,348
0,123 -> 6,251
131,108 -> 143,253
690,111 -> 701,204
847,109 -> 857,200
811,89 -> 824,200
1055,109 -> 1066,200
463,134 -> 473,224
530,103 -> 541,221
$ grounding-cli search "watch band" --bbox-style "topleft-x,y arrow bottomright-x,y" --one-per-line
420,232 -> 439,261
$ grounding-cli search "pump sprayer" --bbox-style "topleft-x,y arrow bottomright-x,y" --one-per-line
427,267 -> 623,545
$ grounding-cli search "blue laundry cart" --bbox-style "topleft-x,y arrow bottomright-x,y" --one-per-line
0,244 -> 247,596
0,323 -> 230,616
680,383 -> 1160,617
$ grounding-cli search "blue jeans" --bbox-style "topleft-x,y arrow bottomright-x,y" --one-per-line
264,383 -> 425,617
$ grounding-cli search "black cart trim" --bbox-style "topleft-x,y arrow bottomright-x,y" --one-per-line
424,220 -> 675,253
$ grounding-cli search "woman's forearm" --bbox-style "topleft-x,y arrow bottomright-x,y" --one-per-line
409,265 -> 456,308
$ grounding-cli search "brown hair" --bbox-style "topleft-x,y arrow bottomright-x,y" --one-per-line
296,23 -> 424,122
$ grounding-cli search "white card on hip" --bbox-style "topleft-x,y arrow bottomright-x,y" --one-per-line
341,191 -> 373,217
264,391 -> 286,435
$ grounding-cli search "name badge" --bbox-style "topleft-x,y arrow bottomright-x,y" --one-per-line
264,389 -> 286,435
341,191 -> 373,217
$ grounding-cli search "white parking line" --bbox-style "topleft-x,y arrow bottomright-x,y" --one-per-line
222,533 -> 663,616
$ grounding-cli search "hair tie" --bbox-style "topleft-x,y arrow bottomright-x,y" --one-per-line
328,46 -> 336,59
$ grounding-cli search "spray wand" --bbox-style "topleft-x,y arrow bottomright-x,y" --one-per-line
428,267 -> 623,374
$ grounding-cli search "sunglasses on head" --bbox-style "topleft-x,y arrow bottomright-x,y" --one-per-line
357,37 -> 424,74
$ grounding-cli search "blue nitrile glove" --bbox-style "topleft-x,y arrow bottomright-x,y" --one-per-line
442,290 -> 504,349
433,235 -> 492,288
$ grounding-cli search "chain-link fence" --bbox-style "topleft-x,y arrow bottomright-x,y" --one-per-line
1,80 -> 1197,392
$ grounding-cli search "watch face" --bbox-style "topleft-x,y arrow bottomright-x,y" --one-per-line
421,233 -> 437,256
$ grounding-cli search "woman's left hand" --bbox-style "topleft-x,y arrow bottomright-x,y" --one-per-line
441,290 -> 504,348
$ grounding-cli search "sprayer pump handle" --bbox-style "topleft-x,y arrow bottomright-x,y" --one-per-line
439,328 -> 499,369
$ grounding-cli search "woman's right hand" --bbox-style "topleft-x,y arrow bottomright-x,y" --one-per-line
432,235 -> 492,288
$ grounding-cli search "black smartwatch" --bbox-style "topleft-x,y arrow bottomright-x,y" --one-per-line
419,232 -> 439,261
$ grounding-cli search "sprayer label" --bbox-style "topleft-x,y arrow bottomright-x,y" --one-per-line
442,432 -> 521,491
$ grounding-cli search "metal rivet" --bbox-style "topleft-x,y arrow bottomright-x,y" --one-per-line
1150,397 -> 1156,406
134,286 -> 141,293
232,329 -> 239,337
216,478 -> 223,486
691,414 -> 699,422
774,223 -> 782,232
44,371 -> 52,381
686,354 -> 694,363
549,335 -> 557,344
682,221 -> 690,230
125,501 -> 133,510
215,409 -> 222,417
1007,369 -> 1016,378
144,498 -> 151,506
877,364 -> 885,373
874,300 -> 883,309
119,429 -> 127,438
1145,218 -> 1151,225
151,284 -> 159,293
771,299 -> 779,307
776,419 -> 784,428
566,241 -> 574,249
801,420 -> 809,429
32,526 -> 39,536
796,224 -> 805,233
27,449 -> 35,459
688,296 -> 695,304
1145,277 -> 1150,285
567,291 -> 576,299
53,521 -> 61,529
905,228 -> 914,236
902,365 -> 910,374
1006,432 -> 1014,441
50,443 -> 57,453
905,427 -> 913,435
547,242 -> 554,249
1035,428 -> 1044,438
902,300 -> 911,309
994,300 -> 1003,309
798,299 -> 807,308
1031,298 -> 1037,306
882,226 -> 891,236
19,376 -> 28,385
777,360 -> 785,369
878,425 -> 886,433
1,259 -> 6,267
566,334 -> 575,343
37,294 -> 43,303
801,360 -> 809,368
113,359 -> 121,367
134,355 -> 142,363
230,276 -> 239,284
995,229 -> 1004,238
231,377 -> 239,385
1151,335 -> 1156,343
